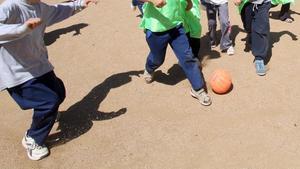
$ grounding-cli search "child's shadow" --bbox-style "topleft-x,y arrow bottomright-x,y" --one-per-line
155,64 -> 209,91
47,70 -> 143,148
44,23 -> 89,46
290,10 -> 300,16
269,9 -> 300,21
266,30 -> 298,64
155,64 -> 186,85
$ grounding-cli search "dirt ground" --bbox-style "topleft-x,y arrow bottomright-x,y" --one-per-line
0,0 -> 300,168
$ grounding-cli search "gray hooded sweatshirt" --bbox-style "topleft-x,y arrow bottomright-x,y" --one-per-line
0,0 -> 84,90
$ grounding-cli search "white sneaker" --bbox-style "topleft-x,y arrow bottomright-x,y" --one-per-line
190,88 -> 212,106
143,69 -> 154,84
226,46 -> 235,56
22,134 -> 49,161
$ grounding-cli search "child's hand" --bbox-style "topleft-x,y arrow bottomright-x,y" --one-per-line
82,0 -> 98,7
186,0 -> 193,11
24,18 -> 42,30
153,0 -> 166,8
233,0 -> 242,6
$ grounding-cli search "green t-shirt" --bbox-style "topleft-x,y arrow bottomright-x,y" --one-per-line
238,0 -> 294,13
238,0 -> 249,13
140,0 -> 185,32
183,0 -> 202,38
271,0 -> 294,5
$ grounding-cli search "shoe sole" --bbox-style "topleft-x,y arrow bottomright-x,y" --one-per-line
257,72 -> 266,76
27,151 -> 49,161
190,91 -> 212,106
255,67 -> 266,76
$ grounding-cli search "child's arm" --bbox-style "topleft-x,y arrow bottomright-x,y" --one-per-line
234,0 -> 242,6
139,0 -> 166,8
43,0 -> 97,27
0,5 -> 37,44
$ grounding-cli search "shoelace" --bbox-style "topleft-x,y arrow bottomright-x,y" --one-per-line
27,142 -> 44,150
255,61 -> 265,71
198,91 -> 210,103
252,4 -> 258,11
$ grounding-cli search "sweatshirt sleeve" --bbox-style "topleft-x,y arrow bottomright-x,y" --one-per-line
42,0 -> 86,27
0,3 -> 32,44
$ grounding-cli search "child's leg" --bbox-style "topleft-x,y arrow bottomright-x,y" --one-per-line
8,71 -> 66,146
187,33 -> 201,59
145,29 -> 169,74
169,26 -> 204,91
132,0 -> 137,6
251,2 -> 271,61
131,0 -> 137,10
241,3 -> 253,45
206,4 -> 218,47
218,3 -> 232,51
279,3 -> 291,21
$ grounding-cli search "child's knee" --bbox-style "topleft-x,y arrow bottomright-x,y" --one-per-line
42,94 -> 63,112
182,51 -> 196,63
220,20 -> 230,28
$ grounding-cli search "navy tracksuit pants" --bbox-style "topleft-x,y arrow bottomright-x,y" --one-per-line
8,71 -> 65,145
241,2 -> 271,61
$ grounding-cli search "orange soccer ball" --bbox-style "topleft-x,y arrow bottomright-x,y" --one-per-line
209,69 -> 232,94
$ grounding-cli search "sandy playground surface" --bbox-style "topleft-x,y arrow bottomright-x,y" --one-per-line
0,0 -> 300,168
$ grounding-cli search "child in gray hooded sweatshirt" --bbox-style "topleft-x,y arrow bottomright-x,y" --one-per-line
0,0 -> 96,160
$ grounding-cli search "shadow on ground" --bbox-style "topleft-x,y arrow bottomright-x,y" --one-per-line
44,23 -> 89,46
269,9 -> 300,21
47,70 -> 143,148
230,25 -> 297,64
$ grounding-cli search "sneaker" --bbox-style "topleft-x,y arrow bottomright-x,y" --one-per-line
283,17 -> 293,23
254,59 -> 266,76
143,69 -> 154,84
22,133 -> 49,161
190,88 -> 212,106
226,46 -> 235,55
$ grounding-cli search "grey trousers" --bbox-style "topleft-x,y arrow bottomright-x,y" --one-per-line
206,2 -> 232,50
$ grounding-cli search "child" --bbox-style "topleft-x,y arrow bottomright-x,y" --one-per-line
236,0 -> 271,76
182,0 -> 202,60
140,0 -> 212,106
0,0 -> 97,160
272,0 -> 294,23
203,0 -> 235,55
131,0 -> 145,16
